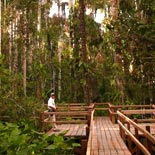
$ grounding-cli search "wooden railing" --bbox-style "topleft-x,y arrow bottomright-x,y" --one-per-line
94,102 -> 110,111
117,110 -> 155,155
86,107 -> 95,155
121,109 -> 155,122
109,104 -> 155,123
40,104 -> 95,137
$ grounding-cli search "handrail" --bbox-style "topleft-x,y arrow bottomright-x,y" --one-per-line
40,104 -> 95,133
108,104 -> 155,123
44,111 -> 90,116
117,120 -> 151,155
110,104 -> 154,109
117,111 -> 155,144
86,109 -> 94,155
121,109 -> 155,115
117,110 -> 155,154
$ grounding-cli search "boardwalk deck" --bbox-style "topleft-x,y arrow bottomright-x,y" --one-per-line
87,117 -> 131,155
47,124 -> 87,137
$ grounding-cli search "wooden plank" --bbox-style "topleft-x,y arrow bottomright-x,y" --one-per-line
97,118 -> 104,150
46,124 -> 87,138
43,120 -> 87,124
107,118 -> 118,153
92,122 -> 98,151
110,118 -> 131,154
78,124 -> 85,137
44,111 -> 90,116
92,149 -> 99,155
110,104 -> 153,110
122,109 -> 155,115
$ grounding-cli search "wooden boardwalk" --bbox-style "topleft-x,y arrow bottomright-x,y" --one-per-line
42,103 -> 155,154
47,116 -> 131,155
87,117 -> 131,155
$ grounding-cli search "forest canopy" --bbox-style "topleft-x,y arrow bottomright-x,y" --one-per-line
1,0 -> 155,122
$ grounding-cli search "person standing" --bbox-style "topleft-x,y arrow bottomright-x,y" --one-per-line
48,92 -> 58,131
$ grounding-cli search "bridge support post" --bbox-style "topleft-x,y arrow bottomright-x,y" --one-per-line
134,119 -> 140,155
40,112 -> 44,131
81,139 -> 87,155
146,126 -> 152,154
127,122 -> 133,152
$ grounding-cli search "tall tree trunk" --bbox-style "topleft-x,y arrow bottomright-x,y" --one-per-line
0,0 -> 1,90
36,0 -> 42,98
9,7 -> 13,73
11,7 -> 19,96
13,8 -> 19,73
37,0 -> 41,47
79,0 -> 90,104
0,0 -> 1,55
22,9 -> 27,96
58,36 -> 62,101
111,0 -> 126,103
57,0 -> 60,16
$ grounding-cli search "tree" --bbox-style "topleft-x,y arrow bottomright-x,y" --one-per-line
78,0 -> 90,104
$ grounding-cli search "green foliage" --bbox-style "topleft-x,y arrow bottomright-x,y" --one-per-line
0,122 -> 76,155
1,0 -> 155,107
100,0 -> 155,104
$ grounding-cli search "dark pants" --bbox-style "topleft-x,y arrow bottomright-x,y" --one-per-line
48,109 -> 53,116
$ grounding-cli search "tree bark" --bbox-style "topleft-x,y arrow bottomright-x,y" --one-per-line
79,0 -> 90,104
22,9 -> 27,96
0,0 -> 1,55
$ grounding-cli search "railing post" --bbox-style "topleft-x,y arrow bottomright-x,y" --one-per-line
111,106 -> 115,123
146,126 -> 152,153
134,118 -> 140,155
40,112 -> 44,132
121,119 -> 126,142
118,112 -> 123,139
152,112 -> 155,119
127,122 -> 132,152
81,139 -> 87,155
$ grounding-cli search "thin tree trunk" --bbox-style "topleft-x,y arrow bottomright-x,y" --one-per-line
0,0 -> 1,90
111,0 -> 126,103
79,0 -> 90,104
22,9 -> 27,96
0,0 -> 1,55
11,8 -> 19,96
58,37 -> 62,101
57,0 -> 60,17
37,0 -> 41,47
57,1 -> 63,100
13,8 -> 19,73
9,8 -> 13,73
36,0 -> 41,98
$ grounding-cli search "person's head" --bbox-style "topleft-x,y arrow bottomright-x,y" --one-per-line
50,93 -> 55,98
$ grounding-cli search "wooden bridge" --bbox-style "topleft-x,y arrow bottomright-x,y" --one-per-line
40,103 -> 155,155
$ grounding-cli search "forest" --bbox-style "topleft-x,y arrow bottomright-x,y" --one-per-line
0,0 -> 155,154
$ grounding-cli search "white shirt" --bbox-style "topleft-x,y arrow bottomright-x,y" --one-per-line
48,97 -> 56,109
